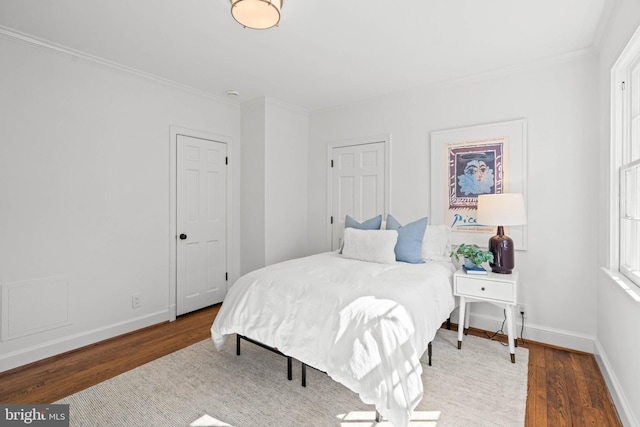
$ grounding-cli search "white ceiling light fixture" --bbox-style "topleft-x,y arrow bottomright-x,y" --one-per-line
230,0 -> 283,30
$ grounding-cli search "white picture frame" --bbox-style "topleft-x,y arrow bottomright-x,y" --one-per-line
430,119 -> 528,250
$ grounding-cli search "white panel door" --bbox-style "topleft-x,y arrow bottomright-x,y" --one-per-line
176,135 -> 227,316
331,142 -> 386,250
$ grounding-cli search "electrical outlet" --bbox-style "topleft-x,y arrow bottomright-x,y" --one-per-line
132,293 -> 142,308
517,304 -> 526,318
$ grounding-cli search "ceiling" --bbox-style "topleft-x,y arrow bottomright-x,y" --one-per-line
0,0 -> 612,111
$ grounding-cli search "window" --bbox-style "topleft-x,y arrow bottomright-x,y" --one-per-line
613,29 -> 640,288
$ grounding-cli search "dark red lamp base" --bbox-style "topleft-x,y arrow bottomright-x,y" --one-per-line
488,226 -> 515,274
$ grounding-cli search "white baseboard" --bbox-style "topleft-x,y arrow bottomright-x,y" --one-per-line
452,308 -> 595,353
0,310 -> 170,373
594,338 -> 640,427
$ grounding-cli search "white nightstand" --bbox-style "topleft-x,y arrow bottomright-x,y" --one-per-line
453,269 -> 519,363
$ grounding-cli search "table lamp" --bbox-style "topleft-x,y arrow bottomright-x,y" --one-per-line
477,193 -> 527,274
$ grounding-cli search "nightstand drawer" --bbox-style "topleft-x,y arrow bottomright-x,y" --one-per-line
455,276 -> 515,303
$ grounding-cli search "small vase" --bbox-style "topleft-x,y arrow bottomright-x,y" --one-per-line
463,258 -> 476,269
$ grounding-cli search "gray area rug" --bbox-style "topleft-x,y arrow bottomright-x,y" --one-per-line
57,329 -> 528,426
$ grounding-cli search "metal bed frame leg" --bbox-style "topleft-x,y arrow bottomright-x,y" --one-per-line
236,335 -> 292,381
301,361 -> 384,424
428,341 -> 432,366
301,363 -> 307,387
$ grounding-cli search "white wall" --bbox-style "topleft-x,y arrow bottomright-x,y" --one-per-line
308,54 -> 600,352
596,1 -> 640,425
240,97 -> 309,274
0,35 -> 242,372
240,98 -> 267,274
264,99 -> 309,265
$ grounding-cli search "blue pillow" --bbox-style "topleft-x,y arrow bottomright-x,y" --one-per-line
386,215 -> 428,263
345,215 -> 382,230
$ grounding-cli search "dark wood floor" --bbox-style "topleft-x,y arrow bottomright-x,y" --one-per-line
0,304 -> 622,426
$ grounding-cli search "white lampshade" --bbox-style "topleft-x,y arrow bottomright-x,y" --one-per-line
477,193 -> 527,226
230,0 -> 282,30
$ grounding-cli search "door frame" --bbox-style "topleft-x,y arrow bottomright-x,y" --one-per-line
169,126 -> 233,321
326,134 -> 391,250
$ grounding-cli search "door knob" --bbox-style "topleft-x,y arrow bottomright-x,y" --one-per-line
179,234 -> 187,240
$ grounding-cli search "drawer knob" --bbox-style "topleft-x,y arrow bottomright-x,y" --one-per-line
481,287 -> 485,291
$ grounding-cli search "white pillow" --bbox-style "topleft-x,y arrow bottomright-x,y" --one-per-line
341,228 -> 398,264
421,224 -> 452,261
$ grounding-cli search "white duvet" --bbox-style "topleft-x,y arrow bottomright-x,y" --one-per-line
210,251 -> 455,427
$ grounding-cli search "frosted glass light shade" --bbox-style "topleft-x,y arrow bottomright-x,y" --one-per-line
477,193 -> 527,226
230,0 -> 282,30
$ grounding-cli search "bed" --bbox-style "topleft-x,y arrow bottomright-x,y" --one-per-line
211,222 -> 456,427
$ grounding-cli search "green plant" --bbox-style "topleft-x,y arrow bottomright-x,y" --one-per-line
450,243 -> 494,266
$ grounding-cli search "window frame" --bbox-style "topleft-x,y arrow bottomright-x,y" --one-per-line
611,27 -> 640,289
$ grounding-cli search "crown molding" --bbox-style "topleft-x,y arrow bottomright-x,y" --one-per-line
590,0 -> 622,51
430,48 -> 596,90
0,25 -> 239,108
264,96 -> 310,115
314,48 -> 597,114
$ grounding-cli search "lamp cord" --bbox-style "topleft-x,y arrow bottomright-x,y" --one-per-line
485,310 -> 508,346
484,309 -> 526,347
